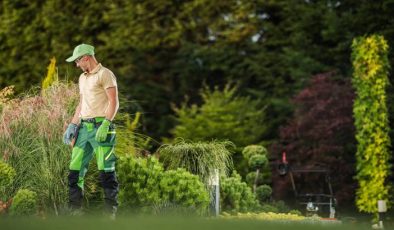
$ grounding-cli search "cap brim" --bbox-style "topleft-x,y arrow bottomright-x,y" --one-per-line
66,55 -> 79,62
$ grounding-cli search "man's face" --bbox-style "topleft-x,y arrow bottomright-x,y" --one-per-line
75,55 -> 88,72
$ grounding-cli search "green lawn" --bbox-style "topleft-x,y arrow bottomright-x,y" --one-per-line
0,215 -> 377,230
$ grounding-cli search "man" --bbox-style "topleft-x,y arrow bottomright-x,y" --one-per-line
63,44 -> 119,218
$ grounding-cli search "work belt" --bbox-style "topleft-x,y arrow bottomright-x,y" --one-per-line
81,117 -> 105,123
80,117 -> 115,129
81,117 -> 105,128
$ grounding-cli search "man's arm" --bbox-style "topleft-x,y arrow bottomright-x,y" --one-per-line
70,95 -> 82,124
105,87 -> 119,121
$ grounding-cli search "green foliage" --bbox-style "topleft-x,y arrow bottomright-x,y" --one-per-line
289,209 -> 303,216
159,140 -> 233,187
271,200 -> 290,214
220,171 -> 259,213
9,189 -> 38,216
0,81 -> 149,214
159,168 -> 209,212
0,160 -> 15,187
171,84 -> 266,147
242,145 -> 268,161
0,83 -> 79,213
245,171 -> 271,186
118,156 -> 209,214
248,154 -> 268,171
0,161 -> 16,196
351,35 -> 392,213
255,185 -> 272,203
242,144 -> 271,194
115,112 -> 153,158
118,156 -> 163,210
259,204 -> 279,213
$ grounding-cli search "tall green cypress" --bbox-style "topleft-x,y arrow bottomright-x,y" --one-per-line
352,35 -> 391,213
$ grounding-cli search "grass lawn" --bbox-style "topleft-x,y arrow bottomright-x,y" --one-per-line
0,215 -> 379,230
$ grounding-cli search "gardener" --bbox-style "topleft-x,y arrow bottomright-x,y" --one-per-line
63,43 -> 119,218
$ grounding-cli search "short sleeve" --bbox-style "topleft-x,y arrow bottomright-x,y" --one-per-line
100,69 -> 117,89
78,74 -> 83,94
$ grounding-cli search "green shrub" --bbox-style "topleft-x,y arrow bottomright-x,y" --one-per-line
9,189 -> 38,216
159,168 -> 209,211
245,172 -> 264,185
170,84 -> 267,147
245,171 -> 271,186
0,161 -> 15,188
220,171 -> 259,213
260,204 -> 279,213
248,154 -> 268,170
289,209 -> 303,216
242,145 -> 268,160
255,185 -> 272,203
118,156 -> 163,210
118,156 -> 209,214
271,200 -> 290,213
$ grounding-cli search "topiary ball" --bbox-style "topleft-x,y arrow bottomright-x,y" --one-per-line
242,145 -> 268,160
248,154 -> 268,170
255,185 -> 272,202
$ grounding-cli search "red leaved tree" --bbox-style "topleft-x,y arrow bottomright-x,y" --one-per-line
271,72 -> 356,208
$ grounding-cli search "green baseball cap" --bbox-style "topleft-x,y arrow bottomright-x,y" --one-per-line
66,44 -> 95,62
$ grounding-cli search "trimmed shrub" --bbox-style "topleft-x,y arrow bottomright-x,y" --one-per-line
255,185 -> 272,203
242,145 -> 268,160
248,154 -> 268,171
220,171 -> 259,213
9,189 -> 38,216
245,172 -> 269,186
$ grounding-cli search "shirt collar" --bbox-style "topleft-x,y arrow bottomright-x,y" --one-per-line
83,63 -> 102,76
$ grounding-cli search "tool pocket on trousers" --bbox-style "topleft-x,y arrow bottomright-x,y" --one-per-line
99,127 -> 116,147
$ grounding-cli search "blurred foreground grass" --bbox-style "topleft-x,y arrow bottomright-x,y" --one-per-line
0,215 -> 373,230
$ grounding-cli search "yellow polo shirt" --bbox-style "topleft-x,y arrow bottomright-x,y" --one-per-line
78,63 -> 117,118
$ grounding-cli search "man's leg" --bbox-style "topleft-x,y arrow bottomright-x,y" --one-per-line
99,170 -> 119,214
68,125 -> 94,211
94,127 -> 118,215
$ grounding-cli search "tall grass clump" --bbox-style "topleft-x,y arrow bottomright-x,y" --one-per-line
0,82 -> 79,215
159,140 -> 234,188
115,111 -> 154,158
0,82 -> 150,215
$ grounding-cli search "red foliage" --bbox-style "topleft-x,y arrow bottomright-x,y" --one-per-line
271,72 -> 357,207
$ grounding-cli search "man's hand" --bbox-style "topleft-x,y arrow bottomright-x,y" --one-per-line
95,119 -> 111,142
63,123 -> 78,145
